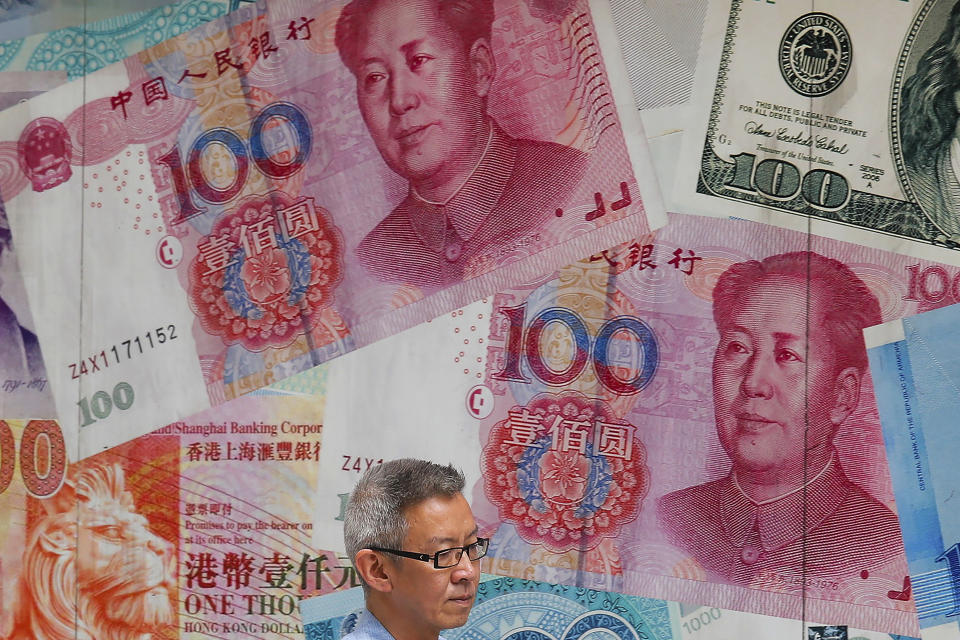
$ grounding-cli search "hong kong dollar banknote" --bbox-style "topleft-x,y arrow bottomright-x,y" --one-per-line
311,211 -> 960,635
867,303 -> 960,640
675,0 -> 960,265
0,366 -> 358,640
0,0 -> 664,456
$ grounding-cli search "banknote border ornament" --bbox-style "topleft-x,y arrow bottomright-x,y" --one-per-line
187,190 -> 344,352
482,391 -> 649,554
778,12 -> 852,98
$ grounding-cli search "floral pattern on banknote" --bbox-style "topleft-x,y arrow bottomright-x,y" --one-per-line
482,391 -> 648,553
188,190 -> 343,350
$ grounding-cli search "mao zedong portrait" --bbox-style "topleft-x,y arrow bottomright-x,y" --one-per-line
341,459 -> 487,640
335,0 -> 589,290
900,0 -> 960,238
657,252 -> 903,583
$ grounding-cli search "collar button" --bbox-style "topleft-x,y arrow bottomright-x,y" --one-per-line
445,242 -> 463,262
740,545 -> 761,565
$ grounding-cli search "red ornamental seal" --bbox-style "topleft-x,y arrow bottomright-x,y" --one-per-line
482,391 -> 649,553
187,191 -> 343,351
17,117 -> 72,192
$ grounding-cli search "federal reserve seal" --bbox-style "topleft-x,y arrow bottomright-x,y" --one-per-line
779,13 -> 852,98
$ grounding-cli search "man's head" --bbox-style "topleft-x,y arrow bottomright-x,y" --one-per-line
335,0 -> 496,199
344,459 -> 480,637
710,251 -> 881,479
900,0 -> 960,171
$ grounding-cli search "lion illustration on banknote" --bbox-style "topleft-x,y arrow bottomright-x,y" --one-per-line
3,462 -> 176,640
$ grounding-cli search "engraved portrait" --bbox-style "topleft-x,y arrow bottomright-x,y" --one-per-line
657,252 -> 903,583
0,207 -> 43,386
900,0 -> 960,238
335,0 -> 590,291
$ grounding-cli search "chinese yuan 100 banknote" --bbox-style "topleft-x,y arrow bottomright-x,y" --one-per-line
675,0 -> 960,265
0,0 -> 664,457
867,303 -> 960,640
0,366 -> 358,640
311,211 -> 960,636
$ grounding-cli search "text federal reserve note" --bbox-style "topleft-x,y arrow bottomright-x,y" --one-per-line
0,0 -> 664,456
867,303 -> 960,640
675,0 -> 960,265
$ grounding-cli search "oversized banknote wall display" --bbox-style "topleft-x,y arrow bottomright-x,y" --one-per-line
2,0 -> 960,639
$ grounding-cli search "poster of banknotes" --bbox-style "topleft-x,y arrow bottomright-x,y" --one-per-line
4,0 -> 960,639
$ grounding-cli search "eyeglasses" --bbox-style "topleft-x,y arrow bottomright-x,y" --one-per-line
369,537 -> 489,569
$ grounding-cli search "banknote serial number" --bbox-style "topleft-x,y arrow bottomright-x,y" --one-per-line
342,455 -> 384,473
68,325 -> 178,379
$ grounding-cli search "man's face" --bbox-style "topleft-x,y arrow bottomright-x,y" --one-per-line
712,276 -> 844,478
351,0 -> 490,192
388,493 -> 480,633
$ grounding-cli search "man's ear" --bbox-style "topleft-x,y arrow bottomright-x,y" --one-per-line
469,38 -> 496,98
354,549 -> 394,593
830,366 -> 861,425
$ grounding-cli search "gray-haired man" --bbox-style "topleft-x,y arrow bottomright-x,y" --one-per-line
343,459 -> 487,640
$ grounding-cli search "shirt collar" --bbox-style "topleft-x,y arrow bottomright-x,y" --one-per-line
718,453 -> 850,552
354,608 -> 448,640
406,121 -> 516,254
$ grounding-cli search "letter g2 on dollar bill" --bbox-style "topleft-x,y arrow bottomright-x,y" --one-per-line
675,0 -> 960,265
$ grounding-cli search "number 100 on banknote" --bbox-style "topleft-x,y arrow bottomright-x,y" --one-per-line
0,0 -> 663,455
676,0 -> 960,265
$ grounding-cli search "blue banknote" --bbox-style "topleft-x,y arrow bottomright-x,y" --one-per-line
867,304 -> 960,639
0,0 -> 251,80
300,576 -> 914,640
301,576 -> 679,640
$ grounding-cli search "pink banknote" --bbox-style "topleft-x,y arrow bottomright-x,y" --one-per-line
0,368 -> 351,640
0,0 -> 663,455
309,212 -> 939,634
469,212 -> 926,634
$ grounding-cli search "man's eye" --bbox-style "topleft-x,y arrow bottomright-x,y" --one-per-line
435,549 -> 458,564
725,341 -> 749,355
410,54 -> 432,70
363,72 -> 386,88
776,349 -> 801,363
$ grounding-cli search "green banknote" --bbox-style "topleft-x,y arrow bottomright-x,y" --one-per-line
676,0 -> 960,265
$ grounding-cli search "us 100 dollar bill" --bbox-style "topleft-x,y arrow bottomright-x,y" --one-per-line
675,0 -> 960,265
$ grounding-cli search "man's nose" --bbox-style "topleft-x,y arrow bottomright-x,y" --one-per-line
389,68 -> 420,116
451,549 -> 479,582
740,352 -> 774,399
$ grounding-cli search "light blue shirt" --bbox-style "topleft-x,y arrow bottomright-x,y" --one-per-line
343,608 -> 448,640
